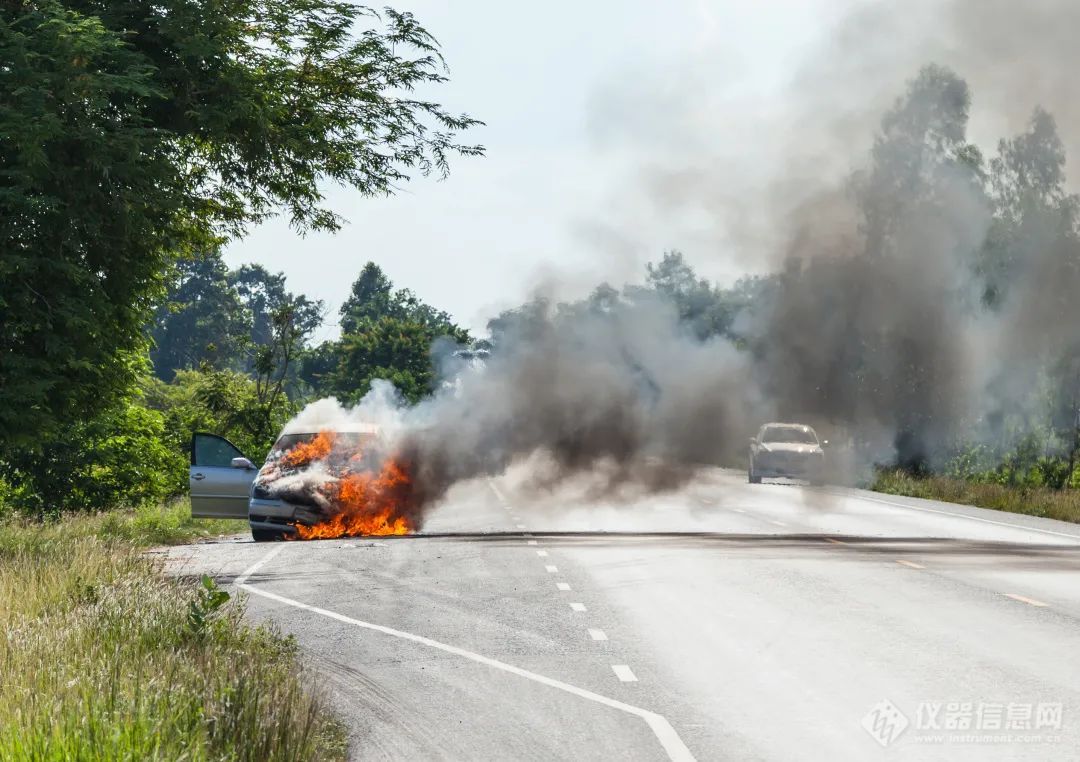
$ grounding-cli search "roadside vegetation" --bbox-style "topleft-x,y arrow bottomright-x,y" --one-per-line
874,470 -> 1080,524
0,2 -> 483,757
0,504 -> 347,761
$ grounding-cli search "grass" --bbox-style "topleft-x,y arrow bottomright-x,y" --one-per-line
873,469 -> 1080,524
0,501 -> 347,761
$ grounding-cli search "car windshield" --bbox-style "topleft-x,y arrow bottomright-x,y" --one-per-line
762,426 -> 818,444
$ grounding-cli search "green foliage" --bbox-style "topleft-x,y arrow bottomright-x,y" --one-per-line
1,2 -> 180,447
187,575 -> 232,642
0,512 -> 346,760
2,0 -> 481,448
0,396 -> 186,515
230,263 -> 324,359
151,251 -> 252,380
144,368 -> 294,467
305,262 -> 470,403
873,469 -> 1080,524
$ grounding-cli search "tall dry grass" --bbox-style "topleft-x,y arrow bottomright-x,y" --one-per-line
0,504 -> 346,761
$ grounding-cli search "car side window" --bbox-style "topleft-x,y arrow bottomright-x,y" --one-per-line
192,433 -> 245,467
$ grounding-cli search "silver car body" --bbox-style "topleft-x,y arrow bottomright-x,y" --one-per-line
189,433 -> 258,520
748,422 -> 825,483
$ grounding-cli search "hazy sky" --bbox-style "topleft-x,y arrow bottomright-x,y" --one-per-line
224,1 -> 856,336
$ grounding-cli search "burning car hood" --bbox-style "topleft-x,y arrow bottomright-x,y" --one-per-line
254,429 -> 417,538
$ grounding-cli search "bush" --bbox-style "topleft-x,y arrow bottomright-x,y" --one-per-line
0,397 -> 186,515
143,368 -> 294,467
873,468 -> 1080,523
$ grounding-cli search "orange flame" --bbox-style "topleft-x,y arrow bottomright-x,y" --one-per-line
294,456 -> 415,539
281,430 -> 336,468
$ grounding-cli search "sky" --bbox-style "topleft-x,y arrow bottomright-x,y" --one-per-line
225,0 -> 851,337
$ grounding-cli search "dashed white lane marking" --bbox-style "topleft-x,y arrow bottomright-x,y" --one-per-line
1004,593 -> 1049,608
896,560 -> 925,570
589,629 -> 608,641
516,524 -> 527,530
697,497 -> 714,505
768,520 -> 787,527
570,602 -> 587,612
556,582 -> 572,591
235,544 -> 286,585
612,665 -> 638,682
487,479 -> 507,503
545,565 -> 558,573
237,563 -> 694,761
537,550 -> 549,557
733,508 -> 746,514
527,540 -> 538,546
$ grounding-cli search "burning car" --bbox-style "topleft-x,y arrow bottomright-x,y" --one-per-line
248,423 -> 417,541
748,422 -> 826,485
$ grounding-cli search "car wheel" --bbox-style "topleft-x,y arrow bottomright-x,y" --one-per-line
251,527 -> 286,542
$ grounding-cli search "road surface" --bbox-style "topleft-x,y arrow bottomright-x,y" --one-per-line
164,468 -> 1080,760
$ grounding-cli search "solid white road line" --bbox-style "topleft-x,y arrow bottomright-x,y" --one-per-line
896,560 -> 925,570
527,540 -> 538,546
545,565 -> 558,573
589,629 -> 608,641
536,550 -> 549,557
238,579 -> 694,761
612,665 -> 638,682
235,544 -> 286,585
516,524 -> 527,530
733,508 -> 746,514
556,582 -> 571,591
840,491 -> 1080,542
1004,593 -> 1049,607
487,479 -> 507,504
570,602 -> 587,612
768,520 -> 787,527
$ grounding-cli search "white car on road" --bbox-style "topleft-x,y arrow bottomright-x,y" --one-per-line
748,422 -> 826,485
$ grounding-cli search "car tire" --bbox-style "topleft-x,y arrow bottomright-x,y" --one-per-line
251,527 -> 286,542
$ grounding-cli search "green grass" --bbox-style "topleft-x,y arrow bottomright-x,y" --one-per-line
873,469 -> 1080,524
0,504 -> 347,761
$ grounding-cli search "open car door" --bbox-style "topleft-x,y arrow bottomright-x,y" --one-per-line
189,433 -> 257,519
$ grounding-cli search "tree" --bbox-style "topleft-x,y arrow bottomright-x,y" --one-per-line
1,1 -> 482,447
642,251 -> 739,340
339,262 -> 460,335
858,64 -> 985,258
230,264 -> 323,353
150,252 -> 250,381
306,263 -> 469,403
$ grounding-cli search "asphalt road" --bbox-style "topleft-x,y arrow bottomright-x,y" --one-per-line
165,468 -> 1080,760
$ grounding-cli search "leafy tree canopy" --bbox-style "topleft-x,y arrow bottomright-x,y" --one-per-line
305,262 -> 469,403
0,1 -> 481,446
